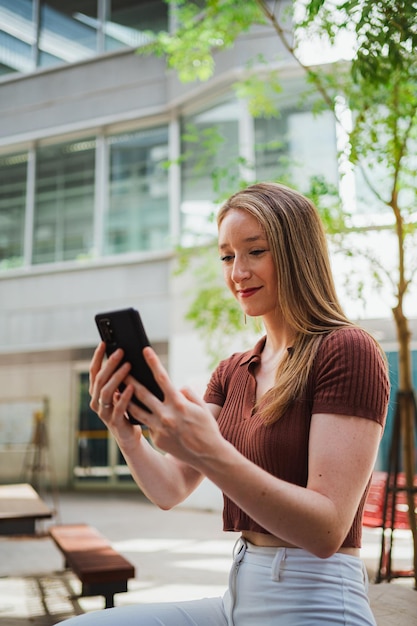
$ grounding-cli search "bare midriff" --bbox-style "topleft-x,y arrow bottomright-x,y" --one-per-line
241,530 -> 360,557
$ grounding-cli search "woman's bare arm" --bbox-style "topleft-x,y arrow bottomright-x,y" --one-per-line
127,346 -> 382,557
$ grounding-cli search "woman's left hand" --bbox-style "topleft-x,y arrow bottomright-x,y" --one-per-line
124,347 -> 224,468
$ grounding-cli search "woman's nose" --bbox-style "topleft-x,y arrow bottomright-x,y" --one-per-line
231,258 -> 251,283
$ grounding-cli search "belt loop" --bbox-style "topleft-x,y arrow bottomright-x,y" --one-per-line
232,537 -> 247,563
272,547 -> 287,581
362,560 -> 369,593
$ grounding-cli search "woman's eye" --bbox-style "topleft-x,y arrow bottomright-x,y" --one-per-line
250,249 -> 266,256
220,255 -> 234,263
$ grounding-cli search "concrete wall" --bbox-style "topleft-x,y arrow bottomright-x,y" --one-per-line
0,51 -> 168,145
0,24 -> 291,147
0,256 -> 172,353
0,256 -> 173,485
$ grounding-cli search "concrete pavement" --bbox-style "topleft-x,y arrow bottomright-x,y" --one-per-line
0,489 -> 415,625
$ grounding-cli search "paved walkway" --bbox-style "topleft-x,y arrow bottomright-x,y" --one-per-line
0,490 -> 415,625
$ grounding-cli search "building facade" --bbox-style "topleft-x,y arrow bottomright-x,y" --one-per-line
0,1 -> 415,497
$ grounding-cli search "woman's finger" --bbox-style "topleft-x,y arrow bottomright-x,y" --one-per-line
90,344 -> 123,398
142,346 -> 177,395
124,375 -> 161,420
180,386 -> 206,407
89,342 -> 107,395
91,356 -> 131,412
123,347 -> 175,415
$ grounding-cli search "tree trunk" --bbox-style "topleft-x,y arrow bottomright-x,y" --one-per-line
392,305 -> 417,588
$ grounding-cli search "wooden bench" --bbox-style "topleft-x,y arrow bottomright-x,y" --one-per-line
0,483 -> 53,535
49,523 -> 135,608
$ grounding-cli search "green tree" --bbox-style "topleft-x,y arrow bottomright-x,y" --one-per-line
144,0 -> 417,584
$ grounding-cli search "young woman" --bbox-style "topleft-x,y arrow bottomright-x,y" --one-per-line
62,182 -> 390,625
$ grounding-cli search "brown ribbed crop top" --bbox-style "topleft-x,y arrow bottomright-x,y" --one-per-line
203,327 -> 390,548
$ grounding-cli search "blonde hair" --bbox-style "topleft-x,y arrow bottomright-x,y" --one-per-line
217,182 -> 354,423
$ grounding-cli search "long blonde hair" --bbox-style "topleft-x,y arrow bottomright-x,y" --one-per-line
217,182 -> 354,423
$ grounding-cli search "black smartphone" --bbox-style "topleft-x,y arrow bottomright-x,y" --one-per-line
95,307 -> 164,424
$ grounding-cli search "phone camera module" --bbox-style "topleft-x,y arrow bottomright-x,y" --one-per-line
99,318 -> 114,344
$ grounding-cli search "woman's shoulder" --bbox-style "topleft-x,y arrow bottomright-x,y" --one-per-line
315,325 -> 388,376
320,325 -> 381,352
312,326 -> 390,422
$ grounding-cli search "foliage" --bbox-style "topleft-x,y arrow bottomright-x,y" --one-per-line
234,58 -> 283,118
143,0 -> 265,82
140,0 -> 417,340
294,1 -> 417,353
298,0 -> 417,212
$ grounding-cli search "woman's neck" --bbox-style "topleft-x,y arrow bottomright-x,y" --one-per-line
262,318 -> 295,358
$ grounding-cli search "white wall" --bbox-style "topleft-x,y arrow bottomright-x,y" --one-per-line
0,257 -> 172,353
0,359 -> 74,485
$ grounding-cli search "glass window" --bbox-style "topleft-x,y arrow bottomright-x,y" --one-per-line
0,151 -> 27,270
38,0 -> 97,68
74,368 -> 157,484
0,0 -> 35,74
255,109 -> 338,191
252,77 -> 339,192
181,100 -> 240,243
105,0 -> 168,51
33,138 -> 96,264
0,1 -> 169,74
74,372 -> 110,482
105,125 -> 170,255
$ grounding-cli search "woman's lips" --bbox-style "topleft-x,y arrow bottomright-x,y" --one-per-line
238,287 -> 261,298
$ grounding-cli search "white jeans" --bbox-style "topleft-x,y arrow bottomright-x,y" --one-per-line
59,539 -> 376,625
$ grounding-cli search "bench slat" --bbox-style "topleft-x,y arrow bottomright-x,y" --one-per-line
49,523 -> 135,603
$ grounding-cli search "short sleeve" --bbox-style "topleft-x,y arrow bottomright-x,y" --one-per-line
204,361 -> 227,407
311,328 -> 390,426
203,347 -> 256,408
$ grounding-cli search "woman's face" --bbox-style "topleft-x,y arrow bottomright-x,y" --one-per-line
218,209 -> 279,320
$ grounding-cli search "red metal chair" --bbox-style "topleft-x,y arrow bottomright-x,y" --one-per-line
363,471 -> 416,581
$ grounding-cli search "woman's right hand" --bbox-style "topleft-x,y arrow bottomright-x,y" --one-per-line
88,342 -> 204,509
88,342 -> 141,446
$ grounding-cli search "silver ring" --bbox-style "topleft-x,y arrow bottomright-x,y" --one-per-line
98,398 -> 113,409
